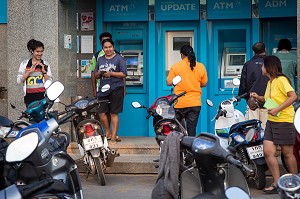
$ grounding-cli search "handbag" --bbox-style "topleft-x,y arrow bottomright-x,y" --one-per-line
247,96 -> 259,111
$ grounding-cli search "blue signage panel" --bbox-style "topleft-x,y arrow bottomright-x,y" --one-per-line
259,0 -> 296,18
103,0 -> 148,22
155,0 -> 199,21
0,0 -> 7,23
207,0 -> 251,19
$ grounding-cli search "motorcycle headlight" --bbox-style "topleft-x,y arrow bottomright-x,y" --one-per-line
232,133 -> 245,143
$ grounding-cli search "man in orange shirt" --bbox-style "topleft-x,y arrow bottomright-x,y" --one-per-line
166,45 -> 208,136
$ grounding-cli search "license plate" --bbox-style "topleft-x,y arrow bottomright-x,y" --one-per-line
246,144 -> 264,159
82,135 -> 103,151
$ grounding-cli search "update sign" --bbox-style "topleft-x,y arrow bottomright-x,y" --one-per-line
155,0 -> 199,21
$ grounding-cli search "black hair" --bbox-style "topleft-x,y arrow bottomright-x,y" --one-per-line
252,42 -> 265,54
101,39 -> 114,47
277,38 -> 292,51
180,45 -> 196,71
99,32 -> 112,42
263,55 -> 291,85
27,39 -> 44,52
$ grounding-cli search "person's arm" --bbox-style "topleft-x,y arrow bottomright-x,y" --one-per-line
238,63 -> 247,97
200,65 -> 208,87
17,61 -> 37,84
104,71 -> 126,78
166,68 -> 175,86
90,55 -> 97,97
269,91 -> 297,117
250,92 -> 265,103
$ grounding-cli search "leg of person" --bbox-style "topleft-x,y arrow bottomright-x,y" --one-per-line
108,87 -> 124,142
281,144 -> 298,174
97,96 -> 111,138
263,140 -> 280,193
263,121 -> 279,194
110,113 -> 120,143
185,106 -> 201,137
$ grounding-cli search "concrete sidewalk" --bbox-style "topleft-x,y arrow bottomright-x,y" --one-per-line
81,174 -> 281,199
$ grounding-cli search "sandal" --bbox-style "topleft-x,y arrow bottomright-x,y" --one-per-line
111,136 -> 121,143
263,184 -> 278,194
106,137 -> 111,140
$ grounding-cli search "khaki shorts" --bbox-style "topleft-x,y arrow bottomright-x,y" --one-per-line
264,121 -> 296,145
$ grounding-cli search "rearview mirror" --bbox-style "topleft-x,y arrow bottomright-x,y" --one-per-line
44,80 -> 52,89
132,102 -> 142,108
225,187 -> 250,199
6,133 -> 39,162
232,78 -> 240,86
206,99 -> 214,107
172,76 -> 182,86
46,81 -> 64,101
294,108 -> 300,133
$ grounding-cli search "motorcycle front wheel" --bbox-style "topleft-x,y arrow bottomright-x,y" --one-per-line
94,157 -> 106,186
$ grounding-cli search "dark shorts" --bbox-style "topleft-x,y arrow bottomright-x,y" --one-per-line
97,87 -> 124,114
264,121 -> 296,145
24,92 -> 45,107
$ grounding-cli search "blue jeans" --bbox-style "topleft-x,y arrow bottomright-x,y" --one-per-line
175,106 -> 201,136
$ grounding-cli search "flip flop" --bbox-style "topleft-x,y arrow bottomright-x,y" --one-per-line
106,137 -> 111,140
116,136 -> 121,142
263,184 -> 278,194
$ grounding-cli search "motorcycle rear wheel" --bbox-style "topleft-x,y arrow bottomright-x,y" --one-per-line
252,164 -> 266,190
94,157 -> 106,186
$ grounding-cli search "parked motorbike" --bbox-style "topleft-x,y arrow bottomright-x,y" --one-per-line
62,84 -> 118,186
131,76 -> 193,168
0,178 -> 69,199
3,81 -> 84,199
154,132 -> 252,199
281,100 -> 300,173
276,101 -> 300,199
3,132 -> 73,198
206,78 -> 267,190
131,76 -> 187,142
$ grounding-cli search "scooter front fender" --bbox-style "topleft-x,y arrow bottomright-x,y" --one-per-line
90,148 -> 101,158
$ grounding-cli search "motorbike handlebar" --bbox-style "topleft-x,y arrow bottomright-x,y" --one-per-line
57,111 -> 75,125
235,93 -> 248,102
168,91 -> 186,105
226,154 -> 254,175
21,179 -> 55,198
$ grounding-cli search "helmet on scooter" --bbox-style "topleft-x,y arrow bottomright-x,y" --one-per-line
277,174 -> 300,199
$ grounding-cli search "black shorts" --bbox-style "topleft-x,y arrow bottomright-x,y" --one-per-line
264,121 -> 296,145
97,87 -> 124,114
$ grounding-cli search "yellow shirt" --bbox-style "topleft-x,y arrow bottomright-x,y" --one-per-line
264,76 -> 294,123
167,57 -> 208,108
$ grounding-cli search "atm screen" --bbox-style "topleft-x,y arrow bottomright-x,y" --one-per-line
125,56 -> 138,67
229,55 -> 246,66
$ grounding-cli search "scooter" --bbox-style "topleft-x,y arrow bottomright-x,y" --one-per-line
3,81 -> 84,199
2,133 -> 72,198
153,132 -> 252,199
63,92 -> 119,186
281,100 -> 300,173
206,78 -> 267,190
276,106 -> 300,199
132,76 -> 193,168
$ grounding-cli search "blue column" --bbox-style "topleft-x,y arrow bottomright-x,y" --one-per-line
148,20 -> 156,136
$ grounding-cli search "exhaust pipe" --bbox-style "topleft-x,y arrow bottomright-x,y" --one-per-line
106,149 -> 119,167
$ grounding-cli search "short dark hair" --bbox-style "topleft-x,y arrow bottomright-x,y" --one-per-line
277,38 -> 292,51
101,39 -> 114,47
252,42 -> 265,55
99,32 -> 112,42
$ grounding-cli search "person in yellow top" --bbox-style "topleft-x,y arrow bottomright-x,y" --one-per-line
166,45 -> 208,136
251,55 -> 297,194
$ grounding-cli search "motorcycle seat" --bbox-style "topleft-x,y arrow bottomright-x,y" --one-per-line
229,119 -> 260,134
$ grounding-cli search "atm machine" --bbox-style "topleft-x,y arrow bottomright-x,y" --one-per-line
220,47 -> 246,89
121,50 -> 143,86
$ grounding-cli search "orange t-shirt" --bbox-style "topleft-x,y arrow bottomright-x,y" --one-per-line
167,57 -> 208,108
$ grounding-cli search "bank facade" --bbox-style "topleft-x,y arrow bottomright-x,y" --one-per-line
0,0 -> 299,137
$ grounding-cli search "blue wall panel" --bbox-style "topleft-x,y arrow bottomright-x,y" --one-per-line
0,0 -> 7,23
